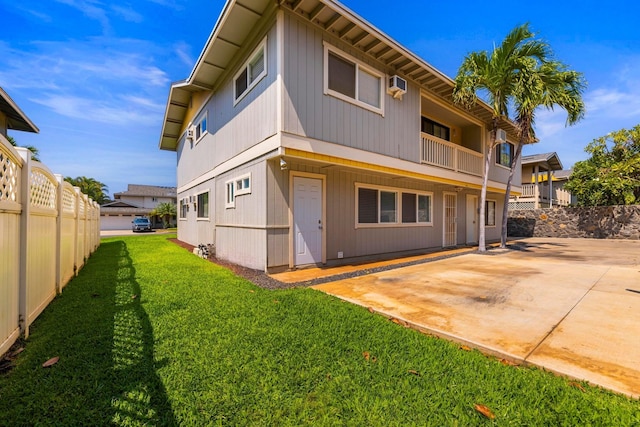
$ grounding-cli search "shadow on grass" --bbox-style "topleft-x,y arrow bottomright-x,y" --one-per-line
0,240 -> 176,426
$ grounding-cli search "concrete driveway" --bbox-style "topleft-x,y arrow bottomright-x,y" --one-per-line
312,238 -> 640,398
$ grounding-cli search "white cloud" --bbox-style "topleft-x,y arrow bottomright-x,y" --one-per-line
54,0 -> 111,33
110,5 -> 144,23
173,42 -> 195,69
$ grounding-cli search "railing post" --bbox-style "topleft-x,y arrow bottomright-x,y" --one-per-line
16,148 -> 31,339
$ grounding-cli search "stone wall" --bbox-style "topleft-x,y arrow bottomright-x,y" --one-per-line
508,205 -> 640,239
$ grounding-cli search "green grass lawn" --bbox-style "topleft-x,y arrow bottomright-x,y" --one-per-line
1,234 -> 638,426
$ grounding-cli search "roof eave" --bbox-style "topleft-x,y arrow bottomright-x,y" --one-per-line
0,87 -> 39,133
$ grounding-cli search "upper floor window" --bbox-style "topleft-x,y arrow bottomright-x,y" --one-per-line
496,142 -> 514,168
195,113 -> 207,140
324,43 -> 384,115
421,117 -> 450,141
234,38 -> 267,104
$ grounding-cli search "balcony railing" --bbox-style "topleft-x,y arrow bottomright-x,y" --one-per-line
512,183 -> 572,209
420,133 -> 482,176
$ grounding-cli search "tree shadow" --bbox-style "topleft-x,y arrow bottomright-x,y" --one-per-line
0,240 -> 177,426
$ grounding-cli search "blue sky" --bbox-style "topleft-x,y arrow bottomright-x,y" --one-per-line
2,0 -> 639,198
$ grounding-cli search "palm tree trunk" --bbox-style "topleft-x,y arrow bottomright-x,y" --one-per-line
500,141 -> 524,248
479,144 -> 493,252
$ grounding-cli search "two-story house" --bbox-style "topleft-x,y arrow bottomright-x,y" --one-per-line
159,0 -> 520,272
508,152 -> 574,209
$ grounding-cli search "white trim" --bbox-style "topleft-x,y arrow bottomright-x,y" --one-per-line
233,36 -> 268,106
234,172 -> 252,196
323,41 -> 385,116
177,133 -> 281,193
280,132 -> 510,191
194,112 -> 208,144
288,171 -> 326,268
225,180 -> 235,209
354,183 -> 433,228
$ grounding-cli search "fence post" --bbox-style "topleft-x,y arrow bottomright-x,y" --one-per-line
16,148 -> 31,339
55,174 -> 64,294
73,187 -> 81,275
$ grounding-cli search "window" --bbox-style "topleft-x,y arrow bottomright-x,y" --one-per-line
324,43 -> 384,114
225,181 -> 235,208
485,200 -> 496,226
195,113 -> 207,140
179,198 -> 188,219
402,193 -> 432,224
421,117 -> 450,141
357,184 -> 433,226
235,173 -> 251,196
234,38 -> 267,103
496,142 -> 514,168
225,173 -> 251,209
197,192 -> 209,219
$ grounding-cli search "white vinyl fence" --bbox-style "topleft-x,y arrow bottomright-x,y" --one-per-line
0,138 -> 100,356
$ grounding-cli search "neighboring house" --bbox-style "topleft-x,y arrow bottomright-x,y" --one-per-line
159,0 -> 521,272
508,152 -> 574,210
0,86 -> 39,140
100,184 -> 177,230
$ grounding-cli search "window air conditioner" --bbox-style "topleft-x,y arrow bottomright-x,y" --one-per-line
387,75 -> 407,99
496,128 -> 507,143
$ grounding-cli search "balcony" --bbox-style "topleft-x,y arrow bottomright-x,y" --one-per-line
509,183 -> 572,210
420,133 -> 483,177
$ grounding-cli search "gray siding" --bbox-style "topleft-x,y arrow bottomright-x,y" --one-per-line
215,156 -> 271,270
265,159 -> 505,269
177,22 -> 279,189
177,181 -> 215,247
282,11 -> 421,163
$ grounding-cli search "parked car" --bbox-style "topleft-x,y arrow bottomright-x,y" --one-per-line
132,217 -> 152,232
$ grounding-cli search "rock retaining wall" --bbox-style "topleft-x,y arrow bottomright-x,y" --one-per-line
508,205 -> 640,239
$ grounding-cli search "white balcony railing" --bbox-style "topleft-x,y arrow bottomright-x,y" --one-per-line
420,133 -> 483,176
513,183 -> 572,208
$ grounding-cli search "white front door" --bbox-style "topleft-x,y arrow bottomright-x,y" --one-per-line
443,192 -> 457,247
466,195 -> 478,244
293,177 -> 323,266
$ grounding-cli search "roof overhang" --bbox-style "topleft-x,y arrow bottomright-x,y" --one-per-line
0,87 -> 39,133
522,152 -> 563,171
159,0 -> 273,150
159,0 -> 517,151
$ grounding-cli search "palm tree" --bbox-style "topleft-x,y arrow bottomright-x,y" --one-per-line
6,135 -> 40,162
65,176 -> 109,204
453,23 -> 550,252
499,60 -> 586,247
150,202 -> 177,228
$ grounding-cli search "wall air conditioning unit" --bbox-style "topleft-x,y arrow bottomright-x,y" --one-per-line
387,75 -> 407,99
496,128 -> 507,143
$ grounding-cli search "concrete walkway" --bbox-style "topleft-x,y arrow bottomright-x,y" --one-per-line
308,238 -> 640,398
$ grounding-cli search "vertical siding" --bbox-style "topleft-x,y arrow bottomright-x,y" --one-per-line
282,11 -> 421,163
177,23 -> 279,189
266,159 -> 290,268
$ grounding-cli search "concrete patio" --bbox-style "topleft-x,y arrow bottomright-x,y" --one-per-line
305,238 -> 640,398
